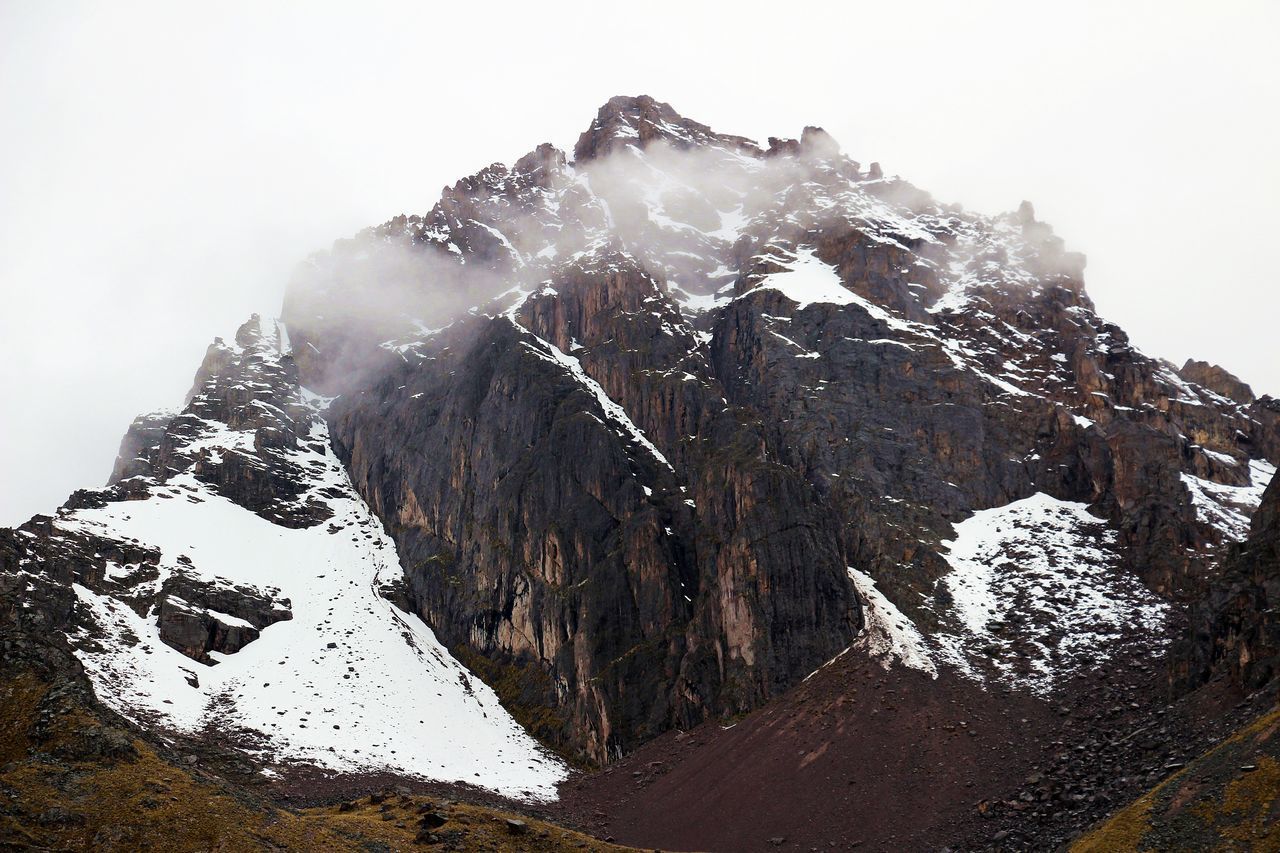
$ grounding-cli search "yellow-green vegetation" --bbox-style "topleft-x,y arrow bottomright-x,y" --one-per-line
1072,787 -> 1160,853
0,671 -> 629,852
1074,704 -> 1280,852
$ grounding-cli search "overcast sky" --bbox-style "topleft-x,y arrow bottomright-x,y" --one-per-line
2,1 -> 1277,526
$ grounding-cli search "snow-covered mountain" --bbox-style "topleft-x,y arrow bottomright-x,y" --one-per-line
4,95 -> 1279,851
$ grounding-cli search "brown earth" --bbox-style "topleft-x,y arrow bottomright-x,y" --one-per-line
549,649 -> 1278,852
551,654 -> 1053,852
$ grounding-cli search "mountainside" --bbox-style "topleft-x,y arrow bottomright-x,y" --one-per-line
1074,702 -> 1280,852
284,94 -> 1277,760
3,95 -> 1278,851
0,614 -> 623,851
5,316 -> 564,797
1182,461 -> 1280,690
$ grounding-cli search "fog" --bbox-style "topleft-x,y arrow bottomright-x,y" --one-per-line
2,1 -> 1277,525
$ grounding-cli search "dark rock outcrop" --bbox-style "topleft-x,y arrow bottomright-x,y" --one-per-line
1179,473 -> 1280,690
110,315 -> 332,528
154,574 -> 292,664
326,261 -> 861,760
573,95 -> 760,162
109,411 -> 174,483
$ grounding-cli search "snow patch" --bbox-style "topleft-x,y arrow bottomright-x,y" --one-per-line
847,567 -> 937,677
743,249 -> 910,333
1181,459 -> 1276,542
932,493 -> 1170,695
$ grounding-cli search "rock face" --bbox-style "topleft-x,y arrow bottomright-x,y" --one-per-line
1179,358 -> 1255,404
153,577 -> 291,664
109,315 -> 333,528
573,94 -> 759,162
1180,472 -> 1280,690
327,254 -> 860,760
281,96 -> 1277,762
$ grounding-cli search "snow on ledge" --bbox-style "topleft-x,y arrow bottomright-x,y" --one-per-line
1181,458 -> 1275,543
741,248 -> 912,333
805,567 -> 938,681
511,317 -> 675,472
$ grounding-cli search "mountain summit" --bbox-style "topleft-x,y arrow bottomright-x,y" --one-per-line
4,97 -> 1279,851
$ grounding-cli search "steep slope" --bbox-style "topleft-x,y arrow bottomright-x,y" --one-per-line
0,628 -> 624,851
281,95 -> 1277,764
2,316 -> 564,798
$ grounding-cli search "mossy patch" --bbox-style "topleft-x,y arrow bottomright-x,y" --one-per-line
1074,704 -> 1280,852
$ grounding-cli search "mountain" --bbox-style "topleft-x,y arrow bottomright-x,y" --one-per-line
3,95 -> 1278,851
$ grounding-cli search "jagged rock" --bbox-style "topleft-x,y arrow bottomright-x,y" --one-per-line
766,136 -> 800,157
103,315 -> 332,528
155,594 -> 272,664
799,125 -> 841,159
1179,359 -> 1255,404
573,94 -> 759,161
109,411 -> 175,483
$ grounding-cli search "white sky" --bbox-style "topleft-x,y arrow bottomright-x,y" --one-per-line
2,1 -> 1277,526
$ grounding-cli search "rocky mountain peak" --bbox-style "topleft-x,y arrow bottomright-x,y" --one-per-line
572,94 -> 760,161
799,124 -> 842,157
512,141 -> 568,187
